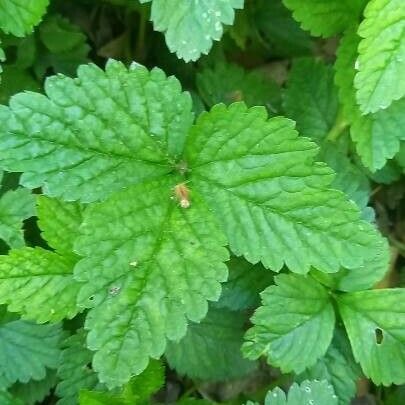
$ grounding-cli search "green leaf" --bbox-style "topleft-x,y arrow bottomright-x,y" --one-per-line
253,0 -> 314,58
37,196 -> 84,257
186,102 -> 386,274
243,274 -> 335,374
56,330 -> 100,405
0,187 -> 35,248
141,0 -> 244,62
35,14 -> 90,79
338,289 -> 405,385
11,370 -> 57,405
335,29 -> 405,171
0,314 -> 62,387
74,178 -> 228,388
354,0 -> 405,113
296,330 -> 361,405
197,62 -> 281,114
0,67 -> 40,105
166,305 -> 257,381
0,247 -> 80,323
264,380 -> 337,405
318,143 -> 372,220
282,0 -> 366,37
0,0 -> 49,37
283,58 -> 339,143
217,257 -> 273,311
0,391 -> 24,405
0,60 -> 193,203
121,359 -> 164,402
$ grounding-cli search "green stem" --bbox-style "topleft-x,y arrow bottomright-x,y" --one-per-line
326,109 -> 349,142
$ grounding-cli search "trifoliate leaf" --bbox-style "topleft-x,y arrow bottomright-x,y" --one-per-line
243,274 -> 335,374
197,62 -> 281,114
140,0 -> 244,62
253,0 -> 314,57
296,330 -> 361,405
166,305 -> 257,381
37,196 -> 84,257
338,289 -> 405,385
217,257 -> 273,311
264,380 -> 338,405
0,60 -> 193,203
282,0 -> 366,37
186,102 -> 386,274
335,29 -> 405,171
354,0 -> 405,113
74,178 -> 228,388
0,0 -> 49,37
0,187 -> 35,248
283,58 -> 339,143
0,247 -> 80,323
0,314 -> 62,386
11,370 -> 57,405
56,330 -> 100,405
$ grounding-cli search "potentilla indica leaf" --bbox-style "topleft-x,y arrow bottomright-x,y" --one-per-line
243,274 -> 335,374
264,380 -> 338,405
186,102 -> 387,274
0,187 -> 35,248
0,247 -> 80,323
74,178 -> 229,388
282,0 -> 367,37
338,289 -> 405,385
0,60 -> 193,202
56,330 -> 99,405
0,0 -> 49,37
37,196 -> 84,257
335,30 -> 405,171
0,315 -> 63,387
140,0 -> 244,62
354,0 -> 405,114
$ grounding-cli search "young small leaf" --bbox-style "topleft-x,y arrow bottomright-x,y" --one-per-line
243,274 -> 335,374
264,380 -> 338,405
338,289 -> 405,385
140,0 -> 244,61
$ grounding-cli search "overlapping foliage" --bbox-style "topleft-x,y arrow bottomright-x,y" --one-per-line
0,0 -> 404,404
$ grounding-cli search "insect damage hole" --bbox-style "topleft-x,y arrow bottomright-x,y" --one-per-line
174,183 -> 191,208
375,328 -> 384,345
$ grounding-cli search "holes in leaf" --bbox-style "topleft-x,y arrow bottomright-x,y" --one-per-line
375,328 -> 384,345
89,295 -> 95,302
